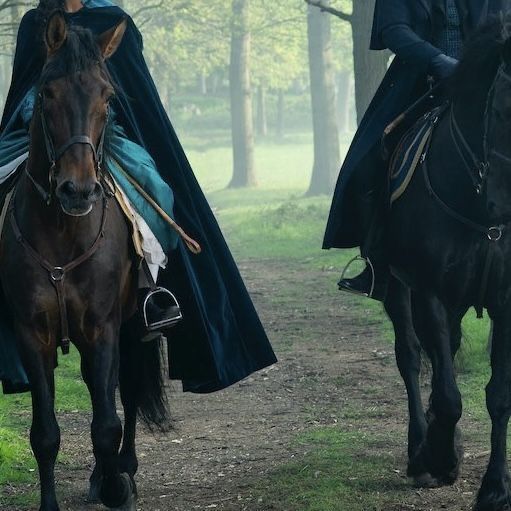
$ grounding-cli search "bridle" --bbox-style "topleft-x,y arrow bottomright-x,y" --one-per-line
26,91 -> 109,205
449,63 -> 511,195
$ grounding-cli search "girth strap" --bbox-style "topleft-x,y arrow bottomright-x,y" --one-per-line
8,193 -> 108,354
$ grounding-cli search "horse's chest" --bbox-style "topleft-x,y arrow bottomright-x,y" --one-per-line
0,249 -> 124,323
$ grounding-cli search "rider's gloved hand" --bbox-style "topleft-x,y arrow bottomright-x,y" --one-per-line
428,54 -> 459,81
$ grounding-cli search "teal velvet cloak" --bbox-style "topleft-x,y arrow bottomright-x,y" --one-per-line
0,4 -> 276,393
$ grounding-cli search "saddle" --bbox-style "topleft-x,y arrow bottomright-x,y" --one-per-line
388,104 -> 449,204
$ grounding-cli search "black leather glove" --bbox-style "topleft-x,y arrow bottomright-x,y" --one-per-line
428,54 -> 459,81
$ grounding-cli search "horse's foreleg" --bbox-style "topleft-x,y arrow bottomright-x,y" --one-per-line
119,328 -> 139,495
85,323 -> 133,510
384,277 -> 427,466
80,357 -> 102,503
475,316 -> 511,511
17,327 -> 61,511
408,293 -> 462,487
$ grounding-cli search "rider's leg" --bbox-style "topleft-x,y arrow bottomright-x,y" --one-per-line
337,147 -> 390,301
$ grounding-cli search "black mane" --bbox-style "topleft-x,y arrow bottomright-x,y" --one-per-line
449,14 -> 510,99
39,24 -> 106,85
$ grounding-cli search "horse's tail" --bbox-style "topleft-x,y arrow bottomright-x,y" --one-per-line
119,318 -> 171,432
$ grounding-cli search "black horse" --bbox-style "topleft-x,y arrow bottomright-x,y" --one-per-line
0,12 -> 170,511
384,13 -> 511,511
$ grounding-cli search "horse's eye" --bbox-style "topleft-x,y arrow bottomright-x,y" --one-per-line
102,85 -> 115,101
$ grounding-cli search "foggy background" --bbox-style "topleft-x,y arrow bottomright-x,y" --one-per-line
0,0 -> 389,197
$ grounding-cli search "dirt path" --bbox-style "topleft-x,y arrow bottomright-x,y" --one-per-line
11,260 -> 491,510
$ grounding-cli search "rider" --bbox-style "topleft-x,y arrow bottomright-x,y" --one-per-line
324,0 -> 504,301
0,0 -> 277,393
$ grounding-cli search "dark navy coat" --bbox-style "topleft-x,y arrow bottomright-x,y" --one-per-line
0,6 -> 277,393
323,0 -> 503,249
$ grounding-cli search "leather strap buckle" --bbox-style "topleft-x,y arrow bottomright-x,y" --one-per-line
488,226 -> 503,242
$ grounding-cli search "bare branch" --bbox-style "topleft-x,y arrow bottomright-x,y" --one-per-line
0,0 -> 31,10
132,1 -> 165,18
252,16 -> 304,35
304,0 -> 352,23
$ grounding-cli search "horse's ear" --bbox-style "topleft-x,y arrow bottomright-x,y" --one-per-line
97,17 -> 128,60
45,10 -> 68,56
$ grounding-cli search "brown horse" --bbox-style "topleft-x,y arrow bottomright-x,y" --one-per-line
0,12 -> 168,511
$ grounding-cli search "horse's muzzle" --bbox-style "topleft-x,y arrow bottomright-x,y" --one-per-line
56,180 -> 103,217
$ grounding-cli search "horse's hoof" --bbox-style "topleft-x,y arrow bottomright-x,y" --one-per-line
111,474 -> 137,511
413,472 -> 440,488
407,426 -> 462,487
112,492 -> 137,511
101,473 -> 133,509
87,481 -> 101,503
474,474 -> 511,511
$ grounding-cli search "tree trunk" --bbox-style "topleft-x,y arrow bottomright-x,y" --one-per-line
199,72 -> 207,95
256,84 -> 267,138
306,2 -> 340,196
337,70 -> 351,134
351,0 -> 388,123
228,0 -> 255,188
276,89 -> 285,140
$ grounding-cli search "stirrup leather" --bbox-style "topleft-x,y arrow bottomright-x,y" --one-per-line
339,256 -> 376,298
142,287 -> 183,331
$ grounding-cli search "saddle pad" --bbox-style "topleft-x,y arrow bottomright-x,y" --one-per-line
389,116 -> 433,204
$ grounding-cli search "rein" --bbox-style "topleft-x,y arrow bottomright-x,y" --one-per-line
421,64 -> 511,318
26,93 -> 109,205
449,64 -> 511,195
9,190 -> 108,355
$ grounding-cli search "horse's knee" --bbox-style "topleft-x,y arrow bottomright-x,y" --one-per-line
486,380 -> 511,423
431,386 -> 462,425
30,420 -> 60,461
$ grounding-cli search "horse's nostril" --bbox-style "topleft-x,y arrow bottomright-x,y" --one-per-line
86,182 -> 103,200
60,180 -> 77,197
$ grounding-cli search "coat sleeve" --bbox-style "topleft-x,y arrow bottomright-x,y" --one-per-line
382,25 -> 442,72
370,0 -> 442,73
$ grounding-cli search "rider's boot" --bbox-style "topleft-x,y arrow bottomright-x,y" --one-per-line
338,260 -> 389,302
138,287 -> 182,342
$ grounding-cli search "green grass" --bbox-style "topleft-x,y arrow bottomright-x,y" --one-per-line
256,427 -> 409,511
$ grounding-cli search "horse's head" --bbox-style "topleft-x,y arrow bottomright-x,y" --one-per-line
36,11 -> 126,216
484,24 -> 511,222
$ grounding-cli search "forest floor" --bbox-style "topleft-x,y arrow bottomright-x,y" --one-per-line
3,257 -> 493,511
